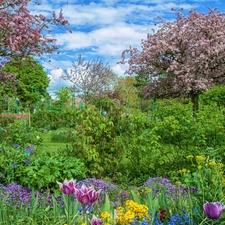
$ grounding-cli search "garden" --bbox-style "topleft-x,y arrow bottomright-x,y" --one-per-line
1,91 -> 225,224
1,1 -> 225,224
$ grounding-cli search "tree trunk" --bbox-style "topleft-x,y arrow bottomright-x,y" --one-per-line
191,93 -> 199,117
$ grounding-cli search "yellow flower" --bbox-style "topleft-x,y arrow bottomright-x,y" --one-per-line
197,165 -> 202,170
217,162 -> 224,168
186,155 -> 194,159
101,211 -> 110,220
116,200 -> 150,224
178,168 -> 190,174
209,160 -> 217,167
195,155 -> 206,164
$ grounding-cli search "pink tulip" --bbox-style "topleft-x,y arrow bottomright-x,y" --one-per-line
75,184 -> 101,205
57,179 -> 76,195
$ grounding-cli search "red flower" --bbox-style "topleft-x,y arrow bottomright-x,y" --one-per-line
159,208 -> 167,222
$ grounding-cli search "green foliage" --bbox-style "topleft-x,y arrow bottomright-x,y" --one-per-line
53,87 -> 73,110
70,105 -> 123,177
93,96 -> 115,113
50,128 -> 77,143
0,139 -> 86,192
0,190 -> 66,224
4,120 -> 43,146
3,56 -> 50,107
3,95 -> 225,189
21,152 -> 86,192
179,155 -> 225,209
0,142 -> 29,184
0,114 -> 16,127
31,109 -> 78,129
201,85 -> 225,108
34,99 -> 225,185
144,99 -> 225,180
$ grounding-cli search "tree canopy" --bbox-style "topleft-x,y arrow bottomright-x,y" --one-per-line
120,8 -> 225,113
3,56 -> 50,107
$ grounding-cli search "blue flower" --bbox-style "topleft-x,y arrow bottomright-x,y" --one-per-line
13,144 -> 20,148
25,160 -> 30,165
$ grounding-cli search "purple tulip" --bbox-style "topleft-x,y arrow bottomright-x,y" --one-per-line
203,202 -> 225,219
91,215 -> 103,225
75,184 -> 101,205
57,179 -> 76,195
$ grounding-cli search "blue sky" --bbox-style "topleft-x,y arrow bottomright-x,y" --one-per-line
30,0 -> 225,97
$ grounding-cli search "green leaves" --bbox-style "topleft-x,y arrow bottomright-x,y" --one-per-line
20,154 -> 86,192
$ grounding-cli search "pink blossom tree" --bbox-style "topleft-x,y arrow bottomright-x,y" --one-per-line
119,9 -> 225,113
0,0 -> 69,86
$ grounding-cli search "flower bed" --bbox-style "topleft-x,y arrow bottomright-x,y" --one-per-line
1,177 -> 225,224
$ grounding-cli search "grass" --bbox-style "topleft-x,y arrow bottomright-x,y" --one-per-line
36,131 -> 70,154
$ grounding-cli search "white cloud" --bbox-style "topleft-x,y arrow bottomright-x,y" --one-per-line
112,63 -> 128,77
47,68 -> 73,96
56,32 -> 94,49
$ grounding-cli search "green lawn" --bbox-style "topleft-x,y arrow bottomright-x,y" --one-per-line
36,131 -> 69,154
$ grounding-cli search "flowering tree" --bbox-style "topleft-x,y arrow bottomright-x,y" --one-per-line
119,9 -> 225,113
0,0 -> 69,86
62,55 -> 117,102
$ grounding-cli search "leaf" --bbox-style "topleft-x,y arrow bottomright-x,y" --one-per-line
101,194 -> 111,213
130,190 -> 140,204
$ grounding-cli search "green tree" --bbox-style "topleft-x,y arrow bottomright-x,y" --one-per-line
53,87 -> 73,110
113,77 -> 140,112
3,56 -> 50,108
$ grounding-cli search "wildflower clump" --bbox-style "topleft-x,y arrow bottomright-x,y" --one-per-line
178,155 -> 225,206
115,200 -> 149,225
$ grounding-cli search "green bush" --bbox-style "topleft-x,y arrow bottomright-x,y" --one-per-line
50,128 -> 77,143
200,85 -> 225,108
4,120 -> 43,146
20,152 -> 86,193
0,142 -> 29,184
31,109 -> 78,129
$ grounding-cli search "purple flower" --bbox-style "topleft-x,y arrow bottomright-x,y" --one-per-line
91,215 -> 103,225
57,179 -> 76,195
1,174 -> 5,178
203,202 -> 225,219
123,190 -> 128,199
75,184 -> 101,205
25,144 -> 34,153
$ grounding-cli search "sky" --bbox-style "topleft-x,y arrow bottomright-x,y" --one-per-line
30,0 -> 225,97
